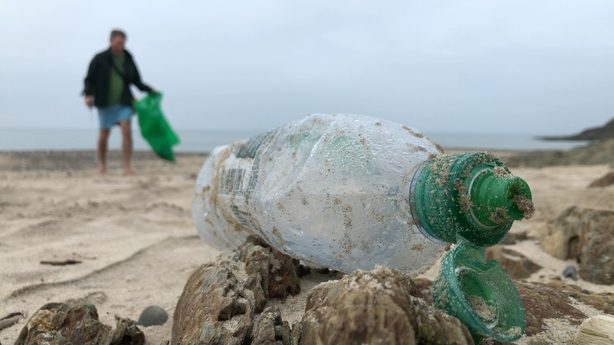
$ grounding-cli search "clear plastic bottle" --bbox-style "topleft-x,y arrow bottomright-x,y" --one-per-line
192,113 -> 531,275
192,113 -> 534,342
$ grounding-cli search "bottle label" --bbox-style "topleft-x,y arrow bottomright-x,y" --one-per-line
216,129 -> 277,233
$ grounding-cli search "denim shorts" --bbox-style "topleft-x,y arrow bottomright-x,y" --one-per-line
98,105 -> 132,129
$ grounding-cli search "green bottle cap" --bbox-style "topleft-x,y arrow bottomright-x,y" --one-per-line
432,241 -> 525,344
411,152 -> 533,246
468,166 -> 532,228
410,152 -> 532,342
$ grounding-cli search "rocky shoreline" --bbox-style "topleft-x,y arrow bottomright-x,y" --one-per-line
539,118 -> 614,141
505,139 -> 614,168
9,236 -> 614,345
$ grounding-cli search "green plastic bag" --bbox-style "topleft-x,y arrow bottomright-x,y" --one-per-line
133,93 -> 180,161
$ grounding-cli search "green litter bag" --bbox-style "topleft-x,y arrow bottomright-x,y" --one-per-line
134,93 -> 180,161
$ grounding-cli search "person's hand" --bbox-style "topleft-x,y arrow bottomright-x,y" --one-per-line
150,88 -> 159,94
85,95 -> 94,108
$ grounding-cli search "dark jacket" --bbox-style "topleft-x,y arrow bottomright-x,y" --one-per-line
83,48 -> 153,108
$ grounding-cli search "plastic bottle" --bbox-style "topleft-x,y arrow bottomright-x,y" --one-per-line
192,113 -> 533,343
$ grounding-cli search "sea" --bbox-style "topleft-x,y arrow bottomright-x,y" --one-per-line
0,128 -> 589,153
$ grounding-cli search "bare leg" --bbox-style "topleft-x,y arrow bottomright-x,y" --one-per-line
120,120 -> 135,175
98,129 -> 110,174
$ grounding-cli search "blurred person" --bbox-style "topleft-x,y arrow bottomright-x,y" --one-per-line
82,29 -> 156,174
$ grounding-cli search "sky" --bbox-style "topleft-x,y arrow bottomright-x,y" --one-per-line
1,1 -> 614,135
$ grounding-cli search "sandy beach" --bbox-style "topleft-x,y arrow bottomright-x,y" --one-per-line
1,149 -> 614,344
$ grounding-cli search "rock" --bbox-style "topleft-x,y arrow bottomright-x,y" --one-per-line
412,278 -> 433,304
64,292 -> 107,307
536,206 -> 585,260
171,261 -> 254,345
237,238 -> 301,313
540,117 -> 614,141
478,340 -> 513,345
500,233 -> 516,245
505,139 -> 614,168
513,281 -> 588,336
536,206 -> 614,285
572,315 -> 614,345
300,266 -> 473,345
545,281 -> 614,315
500,231 -> 530,245
251,307 -> 291,345
137,306 -> 168,327
14,303 -> 144,345
173,239 -> 608,345
577,210 -> 614,285
172,239 -> 301,345
376,276 -> 612,341
0,312 -> 26,331
563,265 -> 579,281
291,322 -> 301,345
485,245 -> 542,279
251,313 -> 276,345
588,171 -> 614,188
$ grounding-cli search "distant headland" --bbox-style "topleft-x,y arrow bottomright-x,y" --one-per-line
540,118 -> 614,141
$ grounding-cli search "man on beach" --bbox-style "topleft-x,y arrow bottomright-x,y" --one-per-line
83,29 -> 156,174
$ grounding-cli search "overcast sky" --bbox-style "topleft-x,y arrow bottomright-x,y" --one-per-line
1,1 -> 613,134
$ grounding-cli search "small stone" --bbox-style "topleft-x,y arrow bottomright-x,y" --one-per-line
501,231 -> 530,245
251,307 -> 291,345
500,233 -> 517,245
563,265 -> 578,281
0,312 -> 25,331
137,305 -> 169,327
291,322 -> 301,345
413,278 -> 433,303
298,264 -> 311,277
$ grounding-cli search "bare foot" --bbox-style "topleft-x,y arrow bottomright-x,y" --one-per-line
98,167 -> 107,174
123,168 -> 135,175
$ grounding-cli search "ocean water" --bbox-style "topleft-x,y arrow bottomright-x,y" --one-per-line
0,127 -> 588,153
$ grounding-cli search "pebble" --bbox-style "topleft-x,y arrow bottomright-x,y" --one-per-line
0,312 -> 25,331
563,265 -> 579,281
500,231 -> 529,245
500,233 -> 517,245
137,305 -> 168,327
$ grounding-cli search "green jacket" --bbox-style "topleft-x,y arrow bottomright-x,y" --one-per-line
83,48 -> 153,108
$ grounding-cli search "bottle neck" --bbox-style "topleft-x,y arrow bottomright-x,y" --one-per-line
411,153 -> 533,246
466,165 -> 533,228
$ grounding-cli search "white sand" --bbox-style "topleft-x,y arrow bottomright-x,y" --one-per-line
0,154 -> 220,344
1,153 -> 613,345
